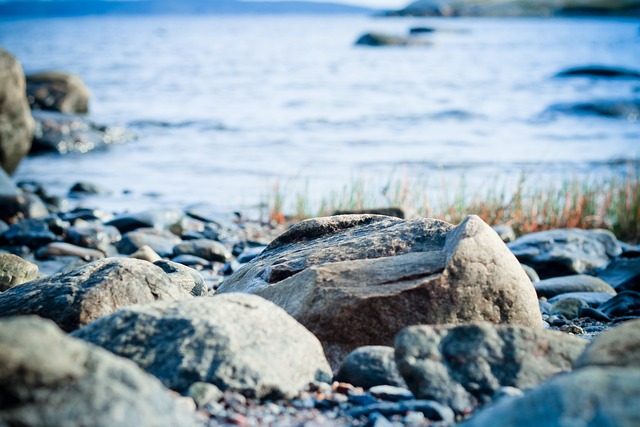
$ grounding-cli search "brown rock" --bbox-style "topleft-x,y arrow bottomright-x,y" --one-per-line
218,215 -> 542,367
26,71 -> 91,114
0,49 -> 34,175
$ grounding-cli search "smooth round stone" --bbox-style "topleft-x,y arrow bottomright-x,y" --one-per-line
173,239 -> 231,263
171,254 -> 211,268
368,385 -> 414,402
521,264 -> 540,283
0,253 -> 39,291
535,274 -> 616,299
129,245 -> 161,263
186,382 -> 223,409
548,292 -> 614,308
35,242 -> 105,261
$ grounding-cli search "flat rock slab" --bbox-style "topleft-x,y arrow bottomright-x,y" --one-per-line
534,274 -> 616,299
0,316 -> 199,427
508,228 -> 621,279
219,215 -> 542,367
459,367 -> 640,427
0,258 -> 191,331
574,318 -> 640,369
395,323 -> 588,414
72,293 -> 332,399
597,258 -> 640,292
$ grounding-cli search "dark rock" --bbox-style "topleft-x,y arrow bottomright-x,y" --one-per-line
574,318 -> 640,369
597,258 -> 640,292
69,181 -> 110,195
333,207 -> 407,218
171,254 -> 211,268
0,316 -> 200,427
154,259 -> 206,296
0,258 -> 191,332
105,209 -> 184,233
346,400 -> 454,422
72,293 -> 332,398
0,49 -> 34,175
219,215 -> 542,367
237,245 -> 266,263
66,222 -> 121,253
173,239 -> 232,262
0,218 -> 57,248
60,208 -> 112,223
547,291 -> 614,307
508,228 -> 621,279
578,307 -> 612,322
116,228 -> 181,257
35,242 -> 105,261
368,385 -> 414,402
26,71 -> 91,114
555,66 -> 640,79
458,367 -> 640,427
598,290 -> 640,317
535,274 -> 616,298
395,323 -> 587,414
409,26 -> 436,34
0,193 -> 50,223
0,253 -> 38,291
335,346 -> 407,389
545,99 -> 640,120
31,110 -> 133,154
619,242 -> 640,258
355,32 -> 422,47
35,255 -> 88,276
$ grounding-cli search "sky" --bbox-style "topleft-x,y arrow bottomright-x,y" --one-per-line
254,0 -> 412,8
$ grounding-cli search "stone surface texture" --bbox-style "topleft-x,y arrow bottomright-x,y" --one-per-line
0,316 -> 199,427
0,258 -> 191,331
0,253 -> 39,291
534,274 -> 616,299
219,214 -> 542,366
26,71 -> 91,113
395,323 -> 588,414
72,293 -> 332,398
335,346 -> 407,389
574,318 -> 640,369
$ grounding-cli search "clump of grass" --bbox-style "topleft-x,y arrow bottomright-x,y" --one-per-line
265,165 -> 640,243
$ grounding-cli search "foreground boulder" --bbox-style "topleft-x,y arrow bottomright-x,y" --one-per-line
508,228 -> 621,279
0,258 -> 192,331
26,71 -> 91,114
395,323 -> 587,414
72,293 -> 332,398
0,49 -> 34,175
459,367 -> 640,427
219,215 -> 541,366
0,316 -> 199,427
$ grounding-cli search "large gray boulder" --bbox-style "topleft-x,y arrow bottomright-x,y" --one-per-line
395,323 -> 588,414
0,316 -> 199,427
0,258 -> 191,332
218,215 -> 542,366
458,367 -> 640,427
0,49 -> 34,175
26,71 -> 91,114
508,229 -> 621,279
574,319 -> 640,369
72,293 -> 332,398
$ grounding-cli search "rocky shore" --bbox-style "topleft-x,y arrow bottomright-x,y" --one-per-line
1,182 -> 639,426
1,47 -> 640,427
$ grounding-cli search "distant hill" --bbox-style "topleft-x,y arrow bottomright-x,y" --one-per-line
382,0 -> 640,16
0,0 -> 373,18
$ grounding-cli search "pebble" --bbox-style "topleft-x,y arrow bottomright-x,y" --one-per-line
368,386 -> 414,402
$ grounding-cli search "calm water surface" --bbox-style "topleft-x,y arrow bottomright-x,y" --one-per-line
0,15 -> 638,214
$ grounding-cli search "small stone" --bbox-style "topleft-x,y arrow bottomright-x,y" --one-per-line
335,346 -> 407,390
129,245 -> 162,262
559,324 -> 585,335
0,218 -> 57,248
521,264 -> 540,283
173,239 -> 232,263
187,382 -> 223,408
535,274 -> 616,299
368,385 -> 414,402
598,290 -> 640,318
578,307 -> 611,322
35,242 -> 105,261
0,253 -> 39,291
